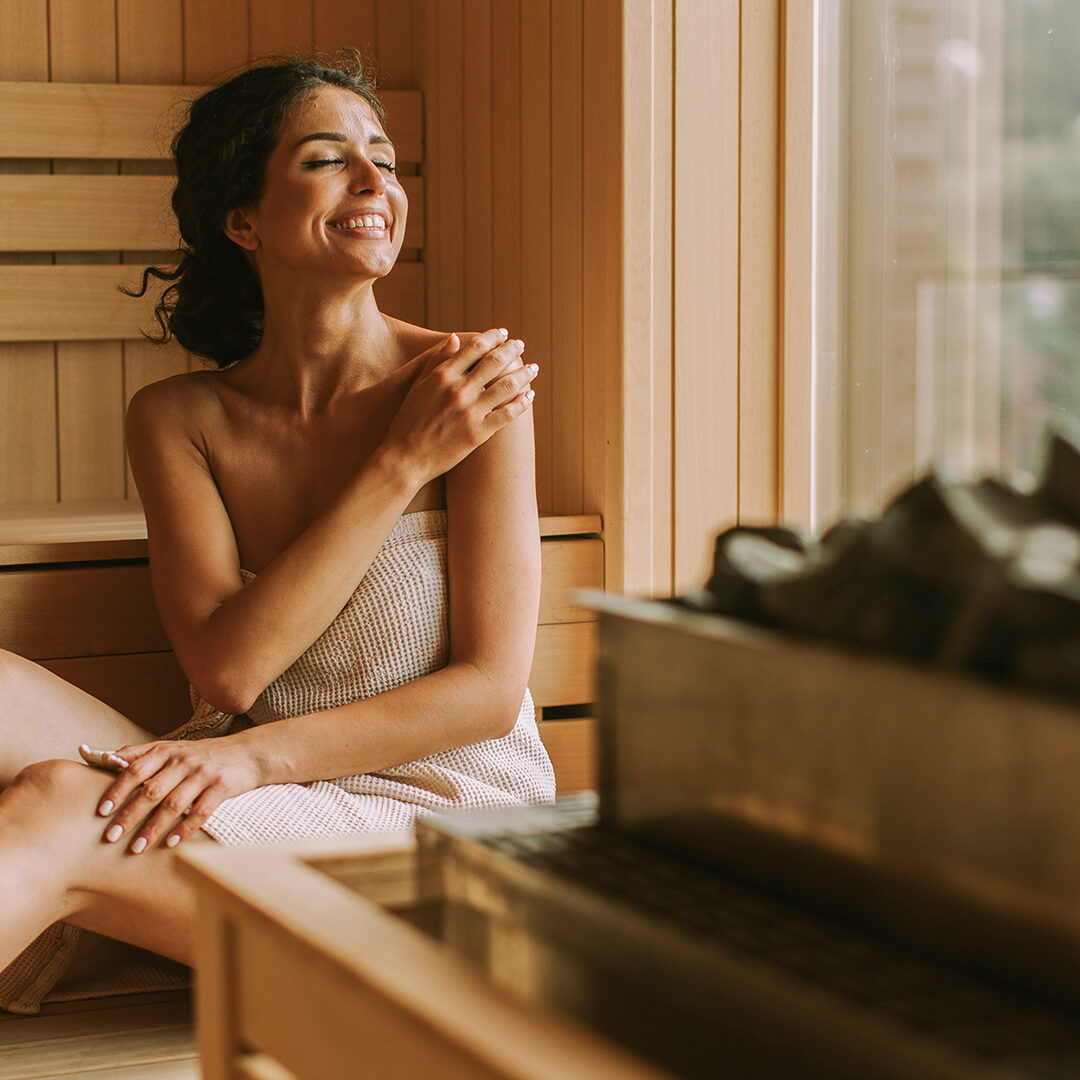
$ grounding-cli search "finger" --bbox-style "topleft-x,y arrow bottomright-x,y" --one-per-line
477,363 -> 539,411
96,744 -> 170,818
467,338 -> 526,387
161,785 -> 225,850
482,387 -> 536,436
78,744 -> 130,771
417,332 -> 459,376
127,774 -> 209,854
444,327 -> 510,372
100,755 -> 187,842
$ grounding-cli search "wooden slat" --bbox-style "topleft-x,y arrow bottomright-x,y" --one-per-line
673,0 -> 740,590
249,0 -> 314,57
0,84 -> 422,163
520,0 -> 554,513
118,0 -> 184,85
0,262 -> 421,343
529,621 -> 597,708
0,563 -> 169,659
539,716 -> 596,794
462,0 -> 494,327
538,538 -> 603,624
0,347 -> 57,503
550,0 -> 585,515
39,652 -> 191,735
181,0 -> 249,86
0,0 -> 50,81
0,83 -> 198,159
313,0 -> 377,56
0,175 -> 177,252
490,0 -> 522,333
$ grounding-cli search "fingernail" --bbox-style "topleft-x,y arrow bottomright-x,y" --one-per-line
131,837 -> 148,855
105,824 -> 123,842
108,755 -> 129,769
525,389 -> 536,402
98,800 -> 114,816
514,339 -> 525,350
527,363 -> 539,374
497,327 -> 509,338
166,834 -> 181,848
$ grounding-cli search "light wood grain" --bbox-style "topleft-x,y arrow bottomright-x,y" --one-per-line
738,0 -> 780,525
118,0 -> 184,84
673,0 -> 740,590
0,84 -> 197,159
462,0 -> 494,328
375,0 -> 420,89
0,175 -> 178,252
0,346 -> 57,504
182,0 -> 249,85
313,0 -> 376,55
779,0 -> 814,529
549,0 -> 585,516
249,0 -> 314,57
0,0 -> 49,80
519,0 -> 554,514
539,716 -> 596,793
529,622 -> 596,708
537,538 -> 603,624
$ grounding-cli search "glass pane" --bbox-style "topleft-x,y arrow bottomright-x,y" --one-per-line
813,0 -> 1080,524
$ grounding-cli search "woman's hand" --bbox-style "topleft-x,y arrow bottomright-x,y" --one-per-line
91,737 -> 260,852
383,326 -> 537,486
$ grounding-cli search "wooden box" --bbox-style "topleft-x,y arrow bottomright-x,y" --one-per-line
592,595 -> 1080,1006
179,824 -> 672,1080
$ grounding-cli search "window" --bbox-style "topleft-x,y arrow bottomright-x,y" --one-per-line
813,0 -> 1080,526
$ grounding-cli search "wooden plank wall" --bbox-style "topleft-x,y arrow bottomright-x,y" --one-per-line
617,0 -> 813,596
0,0 -> 621,552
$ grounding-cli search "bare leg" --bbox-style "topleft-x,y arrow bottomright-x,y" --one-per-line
0,758 -> 202,970
0,649 -> 156,787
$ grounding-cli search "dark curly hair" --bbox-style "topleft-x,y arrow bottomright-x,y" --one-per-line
130,52 -> 387,368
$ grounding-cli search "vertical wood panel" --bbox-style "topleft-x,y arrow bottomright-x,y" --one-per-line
462,0 -> 494,329
549,0 -> 584,515
51,0 -> 125,503
582,0 -> 621,534
0,0 -> 54,507
738,0 -> 780,524
430,0 -> 465,330
183,0 -> 250,84
249,0 -> 314,57
313,0 -> 376,56
673,0 -> 740,590
490,0 -> 522,335
376,0 -> 420,87
780,0 -> 814,528
519,0 -> 553,513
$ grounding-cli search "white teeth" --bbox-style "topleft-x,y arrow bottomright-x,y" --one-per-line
330,214 -> 387,231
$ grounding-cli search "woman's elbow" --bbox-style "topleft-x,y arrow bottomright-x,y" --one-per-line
471,668 -> 530,740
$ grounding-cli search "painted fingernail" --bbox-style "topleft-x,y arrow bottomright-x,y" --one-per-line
98,800 -> 114,816
166,834 -> 181,848
497,327 -> 509,339
527,363 -> 539,374
131,837 -> 148,855
525,389 -> 536,402
105,824 -> 123,842
513,338 -> 525,350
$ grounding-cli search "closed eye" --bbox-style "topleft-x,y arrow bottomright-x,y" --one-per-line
374,160 -> 397,174
302,158 -> 344,169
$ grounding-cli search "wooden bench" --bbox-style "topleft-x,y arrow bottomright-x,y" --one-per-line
0,509 -> 602,793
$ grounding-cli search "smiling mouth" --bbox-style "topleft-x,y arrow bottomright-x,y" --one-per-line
328,214 -> 388,231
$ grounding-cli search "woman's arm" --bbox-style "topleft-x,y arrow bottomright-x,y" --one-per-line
128,328 -> 534,715
98,410 -> 541,852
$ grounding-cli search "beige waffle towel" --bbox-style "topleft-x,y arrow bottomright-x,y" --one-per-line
1,508 -> 555,1012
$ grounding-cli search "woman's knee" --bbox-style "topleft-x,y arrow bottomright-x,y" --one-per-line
6,758 -> 96,805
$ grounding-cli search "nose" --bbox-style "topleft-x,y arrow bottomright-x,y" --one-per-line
348,156 -> 387,195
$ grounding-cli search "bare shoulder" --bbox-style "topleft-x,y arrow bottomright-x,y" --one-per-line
125,368 -> 230,467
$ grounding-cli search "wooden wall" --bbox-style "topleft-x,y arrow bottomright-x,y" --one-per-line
0,0 -> 620,537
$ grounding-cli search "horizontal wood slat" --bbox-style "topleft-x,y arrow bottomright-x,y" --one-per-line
39,652 -> 191,736
529,621 -> 597,708
0,83 -> 423,162
0,174 -> 177,252
538,716 -> 596,793
537,538 -> 602,624
0,261 -> 426,341
0,562 -> 169,658
0,174 -> 423,253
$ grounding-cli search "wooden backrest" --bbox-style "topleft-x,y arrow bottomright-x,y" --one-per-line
0,82 -> 425,341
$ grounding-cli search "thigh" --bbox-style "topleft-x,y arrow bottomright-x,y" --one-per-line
0,649 -> 155,787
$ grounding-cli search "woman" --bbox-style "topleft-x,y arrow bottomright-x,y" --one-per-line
0,54 -> 553,1010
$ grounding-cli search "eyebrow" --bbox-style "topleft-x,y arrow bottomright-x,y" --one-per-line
294,131 -> 395,150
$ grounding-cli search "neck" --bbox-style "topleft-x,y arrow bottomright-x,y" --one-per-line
238,278 -> 399,414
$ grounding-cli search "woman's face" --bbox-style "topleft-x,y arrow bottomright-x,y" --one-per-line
227,85 -> 408,285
